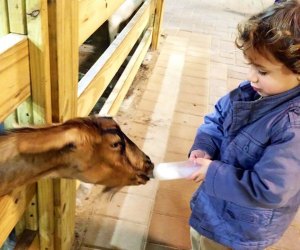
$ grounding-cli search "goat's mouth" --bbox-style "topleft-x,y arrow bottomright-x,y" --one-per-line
133,158 -> 154,184
136,168 -> 154,184
138,173 -> 151,181
136,173 -> 150,184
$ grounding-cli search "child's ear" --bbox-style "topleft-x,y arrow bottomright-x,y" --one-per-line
17,127 -> 80,154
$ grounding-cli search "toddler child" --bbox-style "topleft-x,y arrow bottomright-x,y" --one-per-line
188,1 -> 300,249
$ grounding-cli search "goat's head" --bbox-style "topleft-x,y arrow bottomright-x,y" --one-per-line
16,116 -> 154,187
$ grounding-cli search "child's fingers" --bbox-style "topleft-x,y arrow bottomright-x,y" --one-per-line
194,176 -> 203,182
188,171 -> 204,182
203,153 -> 212,159
190,150 -> 206,160
194,157 -> 206,165
188,172 -> 198,180
191,174 -> 203,183
189,154 -> 197,160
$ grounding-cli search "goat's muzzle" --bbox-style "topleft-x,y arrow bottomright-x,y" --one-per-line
145,155 -> 154,178
136,155 -> 154,184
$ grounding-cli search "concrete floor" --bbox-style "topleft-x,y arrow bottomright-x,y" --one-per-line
75,0 -> 300,249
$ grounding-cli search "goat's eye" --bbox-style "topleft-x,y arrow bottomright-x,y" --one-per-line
111,141 -> 122,149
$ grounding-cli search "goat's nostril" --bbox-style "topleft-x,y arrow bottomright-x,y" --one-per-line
146,161 -> 154,170
145,156 -> 153,164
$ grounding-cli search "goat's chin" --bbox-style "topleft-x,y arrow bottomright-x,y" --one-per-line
136,173 -> 150,184
91,174 -> 150,187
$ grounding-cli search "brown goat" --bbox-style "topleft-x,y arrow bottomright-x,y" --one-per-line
0,116 -> 154,196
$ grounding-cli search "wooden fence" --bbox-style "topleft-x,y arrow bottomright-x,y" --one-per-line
0,0 -> 164,249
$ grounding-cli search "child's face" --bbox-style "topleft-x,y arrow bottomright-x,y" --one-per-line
245,49 -> 299,97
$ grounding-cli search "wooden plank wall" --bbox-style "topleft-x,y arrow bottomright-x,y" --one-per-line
0,0 -> 164,248
77,0 -> 152,116
0,0 -> 52,248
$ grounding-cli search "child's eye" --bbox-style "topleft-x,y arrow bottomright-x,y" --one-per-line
258,70 -> 268,76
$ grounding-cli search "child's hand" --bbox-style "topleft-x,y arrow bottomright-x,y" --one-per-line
189,149 -> 211,160
188,158 -> 212,182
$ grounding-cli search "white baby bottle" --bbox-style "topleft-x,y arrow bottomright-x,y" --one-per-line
153,160 -> 199,180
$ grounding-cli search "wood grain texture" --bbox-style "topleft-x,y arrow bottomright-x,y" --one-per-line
78,0 -> 125,46
0,185 -> 35,247
0,34 -> 30,122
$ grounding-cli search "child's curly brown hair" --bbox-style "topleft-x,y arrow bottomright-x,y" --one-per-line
236,0 -> 300,74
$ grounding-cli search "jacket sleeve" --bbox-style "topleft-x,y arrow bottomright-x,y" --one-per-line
190,94 -> 231,158
204,126 -> 300,208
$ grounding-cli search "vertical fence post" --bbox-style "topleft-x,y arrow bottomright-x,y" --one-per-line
26,0 -> 53,248
151,0 -> 164,50
47,0 -> 78,249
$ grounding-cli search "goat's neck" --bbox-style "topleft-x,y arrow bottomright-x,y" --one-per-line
0,135 -> 70,196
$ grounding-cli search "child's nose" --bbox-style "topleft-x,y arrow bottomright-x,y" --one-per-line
247,66 -> 258,83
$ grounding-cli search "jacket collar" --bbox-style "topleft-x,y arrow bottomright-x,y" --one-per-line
226,81 -> 300,134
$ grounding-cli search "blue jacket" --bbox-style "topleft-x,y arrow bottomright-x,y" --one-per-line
190,81 -> 300,250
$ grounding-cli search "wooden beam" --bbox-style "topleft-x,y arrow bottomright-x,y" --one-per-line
26,0 -> 52,124
48,0 -> 78,121
151,0 -> 164,50
53,179 -> 76,250
78,0 -> 125,46
100,29 -> 152,116
25,2 -> 53,244
2,2 -> 54,247
14,99 -> 39,234
0,184 -> 35,247
48,1 -> 78,249
77,0 -> 151,116
37,180 -> 54,250
0,34 -> 30,123
0,0 -> 9,37
7,0 -> 27,34
25,2 -> 53,247
2,99 -> 34,240
2,1 -> 52,242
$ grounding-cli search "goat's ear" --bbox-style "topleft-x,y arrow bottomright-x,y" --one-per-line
18,127 -> 80,154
